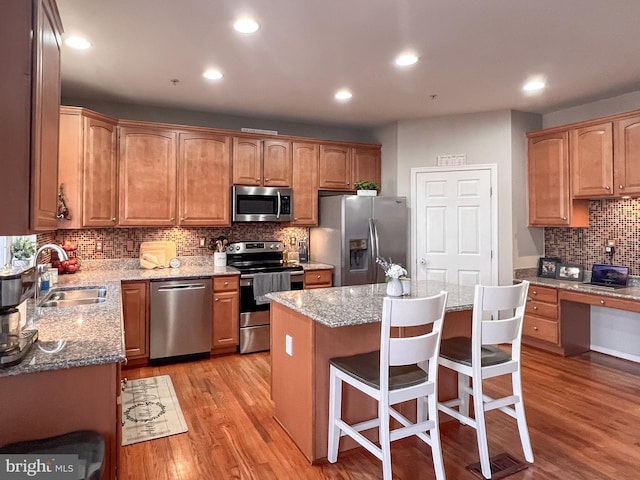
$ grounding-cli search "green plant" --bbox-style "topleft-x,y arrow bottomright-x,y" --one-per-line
10,238 -> 36,260
354,181 -> 378,190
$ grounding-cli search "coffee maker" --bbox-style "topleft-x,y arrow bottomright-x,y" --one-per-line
0,266 -> 38,367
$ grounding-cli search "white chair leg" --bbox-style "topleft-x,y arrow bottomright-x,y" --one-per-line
512,372 -> 534,463
379,400 -> 392,480
427,394 -> 447,480
459,373 -> 470,417
327,367 -> 342,463
472,380 -> 492,479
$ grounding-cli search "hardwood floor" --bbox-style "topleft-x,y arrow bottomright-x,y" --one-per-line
119,347 -> 640,479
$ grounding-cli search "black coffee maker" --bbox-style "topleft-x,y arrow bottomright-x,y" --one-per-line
0,266 -> 38,367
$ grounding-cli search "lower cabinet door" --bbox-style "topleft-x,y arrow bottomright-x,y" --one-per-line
212,291 -> 239,349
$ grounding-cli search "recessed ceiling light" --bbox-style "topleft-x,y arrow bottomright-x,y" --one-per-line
203,70 -> 223,80
395,53 -> 418,66
334,89 -> 352,101
523,79 -> 546,92
233,18 -> 260,34
65,36 -> 92,49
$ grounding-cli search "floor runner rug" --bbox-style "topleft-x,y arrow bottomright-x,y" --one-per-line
121,375 -> 188,446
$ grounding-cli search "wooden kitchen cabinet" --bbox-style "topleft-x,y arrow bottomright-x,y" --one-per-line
527,131 -> 589,227
212,275 -> 240,354
351,146 -> 381,191
178,131 -> 231,226
121,280 -> 149,365
58,107 -> 118,229
304,269 -> 333,289
1,0 -> 63,234
292,142 -> 319,226
523,285 -> 559,351
118,124 -> 178,226
571,122 -> 614,198
614,114 -> 640,196
232,136 -> 291,186
319,144 -> 352,190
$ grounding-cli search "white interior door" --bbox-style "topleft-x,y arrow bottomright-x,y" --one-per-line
412,165 -> 497,286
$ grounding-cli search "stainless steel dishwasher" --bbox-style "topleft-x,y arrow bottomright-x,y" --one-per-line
149,277 -> 212,362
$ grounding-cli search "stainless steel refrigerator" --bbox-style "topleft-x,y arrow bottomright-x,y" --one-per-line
310,195 -> 408,286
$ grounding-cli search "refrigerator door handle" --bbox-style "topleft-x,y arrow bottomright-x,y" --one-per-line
369,218 -> 379,283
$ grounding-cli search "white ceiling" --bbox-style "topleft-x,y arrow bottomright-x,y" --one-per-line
57,0 -> 640,128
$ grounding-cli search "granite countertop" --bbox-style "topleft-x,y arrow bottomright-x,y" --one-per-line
267,280 -> 475,328
1,258 -> 334,378
519,276 -> 640,301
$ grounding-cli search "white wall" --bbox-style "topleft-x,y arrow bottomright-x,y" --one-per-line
377,109 -> 521,285
511,111 -> 544,269
543,90 -> 640,128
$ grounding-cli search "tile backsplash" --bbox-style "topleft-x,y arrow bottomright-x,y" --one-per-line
37,225 -> 309,261
545,198 -> 640,274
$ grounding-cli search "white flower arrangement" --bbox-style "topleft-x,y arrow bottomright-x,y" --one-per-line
376,257 -> 407,281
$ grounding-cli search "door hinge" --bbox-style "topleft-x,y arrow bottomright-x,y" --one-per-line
490,250 -> 493,259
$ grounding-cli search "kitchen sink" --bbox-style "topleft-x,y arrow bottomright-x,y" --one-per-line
38,286 -> 107,308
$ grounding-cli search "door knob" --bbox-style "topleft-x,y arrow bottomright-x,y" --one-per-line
420,258 -> 426,265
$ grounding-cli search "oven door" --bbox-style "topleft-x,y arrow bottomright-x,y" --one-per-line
232,186 -> 292,222
239,272 -> 303,353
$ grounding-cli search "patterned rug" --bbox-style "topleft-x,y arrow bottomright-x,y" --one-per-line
121,375 -> 188,446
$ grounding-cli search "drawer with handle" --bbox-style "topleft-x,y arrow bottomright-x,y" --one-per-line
525,300 -> 557,320
304,269 -> 333,289
523,316 -> 559,344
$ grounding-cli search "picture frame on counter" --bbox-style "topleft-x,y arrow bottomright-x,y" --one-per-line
537,257 -> 561,278
556,263 -> 584,282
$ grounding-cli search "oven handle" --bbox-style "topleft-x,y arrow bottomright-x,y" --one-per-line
240,272 -> 304,287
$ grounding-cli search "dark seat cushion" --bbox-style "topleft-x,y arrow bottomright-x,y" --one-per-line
330,350 -> 428,390
0,430 -> 105,480
440,336 -> 511,367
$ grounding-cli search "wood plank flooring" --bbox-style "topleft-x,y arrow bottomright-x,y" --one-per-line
119,347 -> 640,479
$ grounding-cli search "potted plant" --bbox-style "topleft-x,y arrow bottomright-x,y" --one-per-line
354,181 -> 378,196
10,237 -> 36,270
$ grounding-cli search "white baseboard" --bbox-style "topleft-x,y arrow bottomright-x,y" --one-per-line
590,345 -> 640,364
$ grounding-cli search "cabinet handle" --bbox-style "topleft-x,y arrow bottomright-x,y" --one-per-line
180,217 -> 185,221
256,177 -> 261,181
605,185 -> 611,190
265,178 -> 270,182
170,217 -> 175,221
600,299 -> 605,304
121,421 -> 125,427
533,326 -> 539,331
316,275 -> 321,279
112,217 -> 116,222
620,185 -> 624,189
562,216 -> 567,220
532,290 -> 537,295
224,281 -> 229,286
215,297 -> 220,302
533,306 -> 538,310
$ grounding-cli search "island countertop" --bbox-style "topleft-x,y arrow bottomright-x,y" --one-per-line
267,280 -> 475,328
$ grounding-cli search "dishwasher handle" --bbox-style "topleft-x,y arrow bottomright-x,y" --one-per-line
157,283 -> 207,292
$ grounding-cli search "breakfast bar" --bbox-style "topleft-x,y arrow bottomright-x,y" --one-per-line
267,281 -> 475,463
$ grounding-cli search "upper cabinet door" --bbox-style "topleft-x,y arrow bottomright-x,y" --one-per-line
263,139 -> 292,186
232,137 -> 262,185
570,122 -> 614,198
319,144 -> 351,190
528,131 -> 588,227
83,116 -> 118,227
178,131 -> 231,226
614,115 -> 640,197
118,126 -> 178,226
351,147 -> 381,191
32,0 -> 63,232
292,142 -> 319,226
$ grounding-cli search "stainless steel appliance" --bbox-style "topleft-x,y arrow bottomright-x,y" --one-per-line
227,241 -> 303,353
232,186 -> 293,222
149,277 -> 212,363
310,195 -> 408,286
0,267 -> 37,368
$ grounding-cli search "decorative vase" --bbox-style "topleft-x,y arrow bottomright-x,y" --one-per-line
357,190 -> 378,196
386,278 -> 403,297
214,252 -> 227,267
11,258 -> 32,271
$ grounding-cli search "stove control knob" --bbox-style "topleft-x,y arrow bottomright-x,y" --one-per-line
235,245 -> 241,251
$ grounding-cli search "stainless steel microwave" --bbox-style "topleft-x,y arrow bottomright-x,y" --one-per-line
232,186 -> 293,222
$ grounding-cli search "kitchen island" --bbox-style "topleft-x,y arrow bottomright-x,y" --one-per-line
267,281 -> 475,463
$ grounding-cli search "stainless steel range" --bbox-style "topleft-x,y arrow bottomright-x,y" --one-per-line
227,241 -> 303,354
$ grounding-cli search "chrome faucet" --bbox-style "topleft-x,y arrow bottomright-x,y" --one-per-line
31,244 -> 69,321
